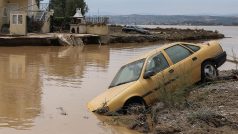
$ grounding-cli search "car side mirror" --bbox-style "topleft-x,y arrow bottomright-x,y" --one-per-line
144,70 -> 156,79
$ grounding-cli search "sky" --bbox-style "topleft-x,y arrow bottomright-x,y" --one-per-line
84,0 -> 238,16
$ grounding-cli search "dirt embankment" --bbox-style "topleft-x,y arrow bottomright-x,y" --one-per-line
108,25 -> 225,44
101,70 -> 238,134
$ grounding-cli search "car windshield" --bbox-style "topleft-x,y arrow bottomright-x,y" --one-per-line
109,59 -> 145,88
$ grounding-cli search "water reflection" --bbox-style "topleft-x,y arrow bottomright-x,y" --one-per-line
43,46 -> 110,89
0,46 -> 110,131
0,53 -> 41,130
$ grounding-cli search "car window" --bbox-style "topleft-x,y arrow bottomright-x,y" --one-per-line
183,44 -> 200,52
145,52 -> 169,74
109,59 -> 145,88
165,45 -> 192,64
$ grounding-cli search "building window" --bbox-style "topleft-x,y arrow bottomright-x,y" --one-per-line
12,14 -> 23,24
13,15 -> 17,24
3,7 -> 7,17
18,15 -> 23,24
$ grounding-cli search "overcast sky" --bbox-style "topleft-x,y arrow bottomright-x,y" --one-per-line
85,0 -> 238,15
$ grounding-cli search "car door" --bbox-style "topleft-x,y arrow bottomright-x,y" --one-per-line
140,51 -> 171,104
181,43 -> 202,83
164,44 -> 195,91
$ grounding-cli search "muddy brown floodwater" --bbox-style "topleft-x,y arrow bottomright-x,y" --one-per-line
0,26 -> 237,134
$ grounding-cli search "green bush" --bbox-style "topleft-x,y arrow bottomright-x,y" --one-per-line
52,17 -> 72,31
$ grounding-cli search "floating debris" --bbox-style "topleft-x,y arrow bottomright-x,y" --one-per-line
56,107 -> 68,116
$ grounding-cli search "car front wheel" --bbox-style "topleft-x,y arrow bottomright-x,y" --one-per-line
202,61 -> 218,82
120,97 -> 146,115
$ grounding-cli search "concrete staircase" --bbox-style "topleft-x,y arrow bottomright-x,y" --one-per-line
28,3 -> 52,33
34,3 -> 49,22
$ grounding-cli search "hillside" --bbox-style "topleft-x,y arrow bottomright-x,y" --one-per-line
108,15 -> 238,26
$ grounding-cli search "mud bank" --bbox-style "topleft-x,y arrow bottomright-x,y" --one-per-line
100,70 -> 238,133
0,26 -> 225,46
0,33 -> 100,46
108,26 -> 225,44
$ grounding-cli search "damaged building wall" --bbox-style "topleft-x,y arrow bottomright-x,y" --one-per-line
86,24 -> 109,35
0,0 -> 37,33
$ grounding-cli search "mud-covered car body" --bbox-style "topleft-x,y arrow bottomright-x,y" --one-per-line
88,41 -> 226,113
122,26 -> 151,34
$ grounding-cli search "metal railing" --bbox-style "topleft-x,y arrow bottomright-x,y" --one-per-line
39,3 -> 49,11
9,2 -> 50,22
85,17 -> 109,25
15,3 -> 49,11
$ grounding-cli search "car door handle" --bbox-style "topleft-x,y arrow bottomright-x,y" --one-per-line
192,57 -> 198,61
169,69 -> 174,73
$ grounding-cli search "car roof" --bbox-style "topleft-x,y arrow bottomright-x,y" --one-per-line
126,42 -> 201,64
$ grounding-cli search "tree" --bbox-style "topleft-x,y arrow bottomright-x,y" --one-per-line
50,0 -> 88,17
35,0 -> 40,7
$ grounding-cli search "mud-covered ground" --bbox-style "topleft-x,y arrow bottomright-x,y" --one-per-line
108,25 -> 225,44
101,70 -> 238,134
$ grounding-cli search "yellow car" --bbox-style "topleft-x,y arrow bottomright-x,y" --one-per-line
88,41 -> 226,114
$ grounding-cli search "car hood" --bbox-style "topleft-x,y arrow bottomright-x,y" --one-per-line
87,81 -> 135,112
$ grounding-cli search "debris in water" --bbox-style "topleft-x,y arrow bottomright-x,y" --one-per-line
83,116 -> 89,119
56,107 -> 68,116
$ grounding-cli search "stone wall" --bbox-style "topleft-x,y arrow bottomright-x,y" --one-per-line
86,24 -> 109,35
70,24 -> 87,34
41,11 -> 54,33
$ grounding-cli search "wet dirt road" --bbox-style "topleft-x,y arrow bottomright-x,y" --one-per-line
0,26 -> 237,134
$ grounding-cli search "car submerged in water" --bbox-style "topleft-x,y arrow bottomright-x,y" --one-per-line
88,41 -> 227,114
122,26 -> 151,35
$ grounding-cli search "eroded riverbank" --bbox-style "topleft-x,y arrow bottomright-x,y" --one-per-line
108,25 -> 224,44
0,25 -> 225,46
98,70 -> 238,133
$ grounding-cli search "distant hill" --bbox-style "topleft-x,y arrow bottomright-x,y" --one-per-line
108,15 -> 238,26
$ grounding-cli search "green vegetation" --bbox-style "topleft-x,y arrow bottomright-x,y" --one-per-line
50,0 -> 88,17
36,0 -> 40,6
52,17 -> 72,31
49,0 -> 88,31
